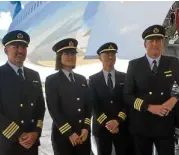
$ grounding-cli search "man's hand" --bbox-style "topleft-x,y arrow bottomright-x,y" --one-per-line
80,129 -> 88,142
110,127 -> 119,134
69,133 -> 82,146
19,132 -> 38,149
147,104 -> 171,116
105,120 -> 119,132
19,132 -> 28,143
163,97 -> 178,116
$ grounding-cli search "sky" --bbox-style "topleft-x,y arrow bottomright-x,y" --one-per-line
0,1 -> 12,39
0,1 -> 27,62
0,1 -> 12,63
0,1 -> 8,11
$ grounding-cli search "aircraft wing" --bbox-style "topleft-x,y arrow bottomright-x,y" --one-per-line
85,1 -> 174,60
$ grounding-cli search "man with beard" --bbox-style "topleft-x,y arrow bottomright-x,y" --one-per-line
89,42 -> 134,155
0,30 -> 45,155
45,38 -> 91,155
124,24 -> 179,155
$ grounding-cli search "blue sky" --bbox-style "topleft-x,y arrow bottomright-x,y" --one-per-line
0,1 -> 8,11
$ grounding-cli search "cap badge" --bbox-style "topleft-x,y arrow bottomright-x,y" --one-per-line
17,33 -> 23,39
153,28 -> 159,34
108,45 -> 114,49
69,41 -> 74,47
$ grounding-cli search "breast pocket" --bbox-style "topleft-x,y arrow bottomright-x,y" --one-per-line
162,70 -> 174,91
135,73 -> 150,90
79,83 -> 88,97
115,82 -> 124,98
26,80 -> 42,102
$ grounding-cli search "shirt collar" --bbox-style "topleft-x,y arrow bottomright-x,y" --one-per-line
8,61 -> 24,75
103,69 -> 115,79
145,54 -> 161,67
62,69 -> 74,77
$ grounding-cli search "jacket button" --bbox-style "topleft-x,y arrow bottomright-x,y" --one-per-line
31,103 -> 34,106
77,98 -> 80,101
161,92 -> 164,95
20,104 -> 23,107
78,109 -> 81,112
21,120 -> 24,124
110,101 -> 113,104
149,92 -> 152,95
79,120 -> 82,123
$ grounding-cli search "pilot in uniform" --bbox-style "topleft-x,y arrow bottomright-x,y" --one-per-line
45,38 -> 91,155
89,42 -> 134,155
0,30 -> 45,155
124,25 -> 179,155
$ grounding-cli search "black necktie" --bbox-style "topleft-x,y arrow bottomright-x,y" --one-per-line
69,73 -> 75,83
18,68 -> 24,80
152,60 -> 158,75
107,73 -> 113,91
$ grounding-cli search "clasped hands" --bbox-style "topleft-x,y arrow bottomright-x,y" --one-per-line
69,129 -> 88,146
18,132 -> 38,149
105,120 -> 119,134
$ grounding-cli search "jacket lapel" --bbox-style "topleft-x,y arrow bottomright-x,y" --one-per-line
157,55 -> 166,75
5,63 -> 20,80
58,70 -> 71,83
99,71 -> 109,89
114,71 -> 119,88
24,67 -> 30,81
143,55 -> 153,74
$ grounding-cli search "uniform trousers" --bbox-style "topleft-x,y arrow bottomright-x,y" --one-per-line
94,128 -> 134,155
52,135 -> 91,155
133,135 -> 175,155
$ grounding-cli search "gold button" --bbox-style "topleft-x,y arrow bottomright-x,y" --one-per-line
31,119 -> 34,123
31,103 -> 34,106
77,98 -> 80,101
20,104 -> 23,107
79,120 -> 82,123
21,120 -> 24,124
161,92 -> 164,95
110,101 -> 113,104
149,92 -> 152,95
78,109 -> 81,112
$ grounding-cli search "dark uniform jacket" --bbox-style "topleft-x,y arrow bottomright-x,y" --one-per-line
45,70 -> 91,142
124,55 -> 179,137
89,70 -> 128,136
0,63 -> 45,149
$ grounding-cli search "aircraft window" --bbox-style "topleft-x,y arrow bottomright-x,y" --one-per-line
23,13 -> 26,20
34,3 -> 36,10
